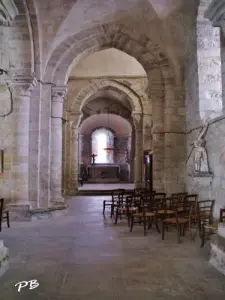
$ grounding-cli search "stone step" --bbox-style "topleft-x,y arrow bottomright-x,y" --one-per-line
209,234 -> 225,276
78,189 -> 133,196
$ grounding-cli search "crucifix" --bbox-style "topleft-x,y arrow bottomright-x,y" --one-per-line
91,153 -> 97,164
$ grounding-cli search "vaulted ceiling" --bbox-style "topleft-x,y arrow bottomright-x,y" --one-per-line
34,0 -> 190,80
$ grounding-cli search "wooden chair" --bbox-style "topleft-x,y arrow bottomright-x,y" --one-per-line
130,194 -> 156,236
102,189 -> 126,216
184,194 -> 198,211
0,198 -> 10,232
162,201 -> 193,243
130,193 -> 166,235
114,191 -> 136,225
200,207 -> 225,248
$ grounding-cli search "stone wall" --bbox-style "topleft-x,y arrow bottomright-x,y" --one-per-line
114,136 -> 130,164
185,0 -> 225,218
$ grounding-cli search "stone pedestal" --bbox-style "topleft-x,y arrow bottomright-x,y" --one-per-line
0,240 -> 9,278
209,223 -> 225,276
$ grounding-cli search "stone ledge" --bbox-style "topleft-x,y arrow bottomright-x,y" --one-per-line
188,172 -> 214,178
0,240 -> 9,278
7,204 -> 68,221
210,243 -> 225,276
30,205 -> 68,221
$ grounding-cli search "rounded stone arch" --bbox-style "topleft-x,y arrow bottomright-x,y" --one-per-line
71,79 -> 143,115
26,0 -> 43,78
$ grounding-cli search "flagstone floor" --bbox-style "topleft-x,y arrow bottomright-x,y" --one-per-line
0,196 -> 225,300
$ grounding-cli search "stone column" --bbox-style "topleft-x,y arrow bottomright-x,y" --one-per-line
143,114 -> 153,151
7,76 -> 37,206
67,113 -> 82,194
163,71 -> 186,194
132,112 -> 143,187
50,86 -> 67,205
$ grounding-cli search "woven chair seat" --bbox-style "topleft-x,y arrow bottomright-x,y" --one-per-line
204,224 -> 218,231
163,217 -> 189,224
191,213 -> 210,220
133,212 -> 155,217
156,209 -> 175,215
118,207 -> 138,211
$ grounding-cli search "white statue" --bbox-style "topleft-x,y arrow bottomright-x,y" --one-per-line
192,119 -> 210,173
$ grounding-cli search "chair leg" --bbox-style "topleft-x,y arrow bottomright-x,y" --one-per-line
115,209 -> 119,224
110,205 -> 114,218
155,217 -> 161,233
103,201 -> 106,214
148,217 -> 153,230
143,216 -> 147,236
0,217 -> 2,232
162,222 -> 165,240
200,224 -> 205,248
127,214 -> 131,227
177,225 -> 181,243
130,216 -> 134,232
6,213 -> 10,228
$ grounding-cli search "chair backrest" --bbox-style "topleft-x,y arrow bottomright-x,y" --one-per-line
172,193 -> 188,201
197,200 -> 215,224
0,198 -> 4,217
220,208 -> 225,223
153,193 -> 166,200
175,201 -> 193,221
184,194 -> 198,212
111,189 -> 126,203
118,190 -> 134,204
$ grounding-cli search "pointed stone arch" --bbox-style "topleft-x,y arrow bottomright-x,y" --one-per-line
43,24 -> 174,87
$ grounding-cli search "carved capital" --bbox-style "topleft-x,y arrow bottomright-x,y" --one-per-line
0,0 -> 18,26
52,86 -> 68,103
205,0 -> 225,27
6,76 -> 37,97
65,111 -> 83,128
132,112 -> 142,130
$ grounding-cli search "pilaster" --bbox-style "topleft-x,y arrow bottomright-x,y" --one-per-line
6,76 -> 37,205
132,112 -> 143,187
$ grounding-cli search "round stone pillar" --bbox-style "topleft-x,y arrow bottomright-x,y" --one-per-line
7,76 -> 37,205
132,112 -> 144,187
50,86 -> 67,205
66,113 -> 82,194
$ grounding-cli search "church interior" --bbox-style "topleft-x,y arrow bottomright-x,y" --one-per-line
1,0 -> 225,299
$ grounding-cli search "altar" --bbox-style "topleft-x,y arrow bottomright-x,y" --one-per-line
87,164 -> 120,183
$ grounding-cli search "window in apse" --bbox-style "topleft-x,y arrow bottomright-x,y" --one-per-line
96,133 -> 107,163
92,129 -> 114,163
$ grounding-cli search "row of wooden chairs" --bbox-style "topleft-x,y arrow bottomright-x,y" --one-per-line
103,189 -> 217,244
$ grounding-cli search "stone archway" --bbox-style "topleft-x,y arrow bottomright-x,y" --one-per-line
63,80 -> 146,193
38,24 -> 186,207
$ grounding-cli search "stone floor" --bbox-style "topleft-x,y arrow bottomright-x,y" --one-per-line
78,183 -> 135,190
0,196 -> 225,300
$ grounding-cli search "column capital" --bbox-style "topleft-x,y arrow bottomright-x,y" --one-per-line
52,86 -> 68,102
205,0 -> 225,27
132,112 -> 142,130
64,111 -> 83,127
6,76 -> 37,96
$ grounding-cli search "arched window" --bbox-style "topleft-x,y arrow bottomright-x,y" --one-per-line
92,128 -> 114,163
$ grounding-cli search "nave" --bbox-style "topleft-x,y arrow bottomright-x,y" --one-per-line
0,196 -> 225,300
